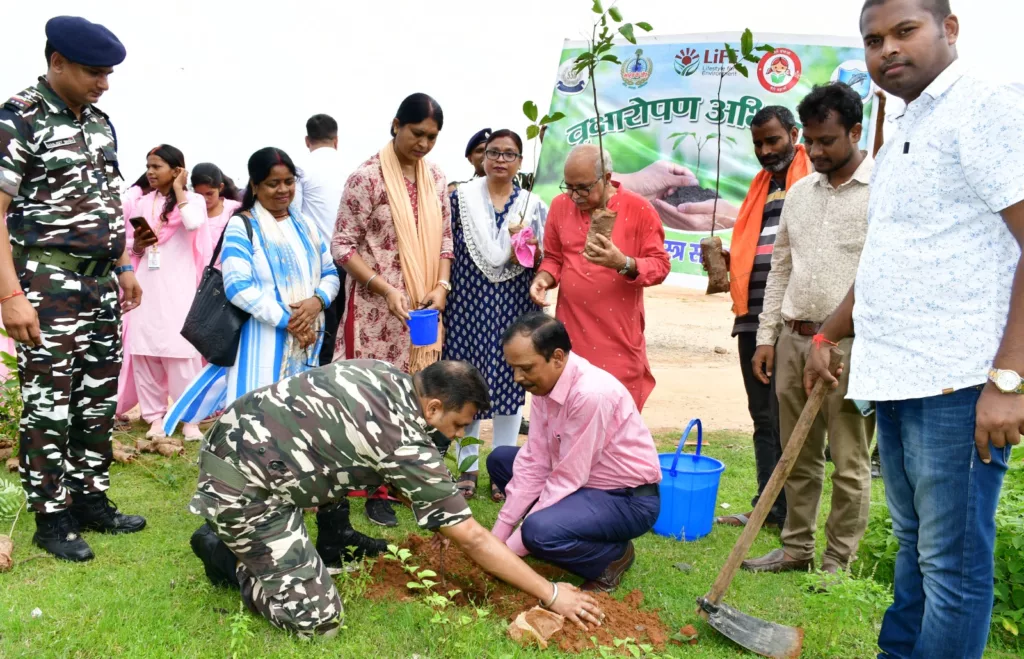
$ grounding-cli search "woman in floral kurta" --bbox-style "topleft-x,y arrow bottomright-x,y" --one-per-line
331,154 -> 452,373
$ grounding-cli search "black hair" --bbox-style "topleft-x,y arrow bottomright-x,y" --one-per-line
191,163 -> 242,202
306,114 -> 338,143
751,105 -> 798,132
861,0 -> 952,26
391,93 -> 444,137
239,147 -> 297,213
132,144 -> 186,223
44,41 -> 56,67
797,83 -> 865,133
417,361 -> 491,414
485,129 -> 524,154
501,312 -> 572,361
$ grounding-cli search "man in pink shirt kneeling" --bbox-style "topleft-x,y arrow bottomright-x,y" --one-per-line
488,312 -> 662,592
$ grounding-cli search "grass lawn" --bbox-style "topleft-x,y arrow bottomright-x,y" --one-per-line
0,427 -> 1020,658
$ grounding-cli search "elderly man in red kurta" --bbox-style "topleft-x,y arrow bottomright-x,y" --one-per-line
530,145 -> 671,411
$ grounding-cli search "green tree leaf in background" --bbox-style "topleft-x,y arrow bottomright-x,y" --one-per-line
619,23 -> 636,44
725,43 -> 738,65
636,21 -> 653,32
608,6 -> 622,22
741,28 -> 753,56
756,44 -> 775,53
601,54 -> 620,64
734,62 -> 749,78
523,101 -> 538,123
592,0 -> 602,13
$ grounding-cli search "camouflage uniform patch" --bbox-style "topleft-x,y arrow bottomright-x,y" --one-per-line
1,78 -> 125,513
190,360 -> 472,635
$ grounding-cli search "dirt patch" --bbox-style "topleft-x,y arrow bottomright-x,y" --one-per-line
365,534 -> 669,653
663,186 -> 718,206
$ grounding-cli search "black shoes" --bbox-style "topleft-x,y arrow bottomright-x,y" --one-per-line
33,510 -> 94,562
316,501 -> 388,568
364,498 -> 398,527
70,492 -> 146,535
190,524 -> 240,588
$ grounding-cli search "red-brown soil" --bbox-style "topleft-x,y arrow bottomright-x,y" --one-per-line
364,534 -> 669,653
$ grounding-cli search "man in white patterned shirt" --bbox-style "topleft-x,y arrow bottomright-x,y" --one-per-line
807,1 -> 1024,657
743,82 -> 876,576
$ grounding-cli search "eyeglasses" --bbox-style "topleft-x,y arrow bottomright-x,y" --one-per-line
559,179 -> 602,198
485,149 -> 522,162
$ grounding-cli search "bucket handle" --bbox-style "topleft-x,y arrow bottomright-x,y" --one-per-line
669,418 -> 702,478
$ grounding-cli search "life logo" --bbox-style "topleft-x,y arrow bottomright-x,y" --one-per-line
555,59 -> 589,95
674,48 -> 700,77
756,48 -> 802,94
621,49 -> 654,89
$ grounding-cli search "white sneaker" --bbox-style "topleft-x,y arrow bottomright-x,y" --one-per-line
183,423 -> 204,442
146,419 -> 166,439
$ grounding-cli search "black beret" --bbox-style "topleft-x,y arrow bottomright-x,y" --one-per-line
45,16 -> 126,67
464,128 -> 492,157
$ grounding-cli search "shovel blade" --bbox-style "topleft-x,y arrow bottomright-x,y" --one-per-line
703,600 -> 803,658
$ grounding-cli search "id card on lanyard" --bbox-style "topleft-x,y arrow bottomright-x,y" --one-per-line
148,194 -> 162,269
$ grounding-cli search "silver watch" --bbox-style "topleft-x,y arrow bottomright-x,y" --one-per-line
988,368 -> 1024,394
617,256 -> 632,276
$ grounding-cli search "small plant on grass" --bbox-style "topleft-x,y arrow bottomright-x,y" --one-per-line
335,554 -> 377,602
228,601 -> 256,659
800,569 -> 892,653
700,29 -> 774,295
592,635 -> 671,658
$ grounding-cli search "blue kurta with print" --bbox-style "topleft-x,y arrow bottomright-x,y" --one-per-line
442,187 -> 538,418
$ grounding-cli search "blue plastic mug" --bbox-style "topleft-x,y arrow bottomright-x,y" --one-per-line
408,309 -> 439,346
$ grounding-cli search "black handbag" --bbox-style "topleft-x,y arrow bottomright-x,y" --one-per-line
180,215 -> 254,366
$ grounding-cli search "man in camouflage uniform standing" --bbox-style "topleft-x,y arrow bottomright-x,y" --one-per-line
0,16 -> 146,562
189,359 -> 604,637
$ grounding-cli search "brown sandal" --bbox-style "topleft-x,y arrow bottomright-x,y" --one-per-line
490,482 -> 505,503
457,472 -> 478,499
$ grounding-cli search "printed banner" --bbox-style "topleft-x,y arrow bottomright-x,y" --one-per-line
534,32 -> 874,288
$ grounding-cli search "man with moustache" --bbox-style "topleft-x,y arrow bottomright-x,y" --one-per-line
711,106 -> 811,531
743,82 -> 875,576
806,1 -> 1024,656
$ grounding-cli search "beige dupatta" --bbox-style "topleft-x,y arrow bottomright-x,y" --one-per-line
379,142 -> 444,372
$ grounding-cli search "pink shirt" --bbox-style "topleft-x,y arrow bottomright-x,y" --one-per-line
492,353 -> 662,556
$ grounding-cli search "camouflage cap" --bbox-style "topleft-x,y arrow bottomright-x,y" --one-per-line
45,16 -> 126,67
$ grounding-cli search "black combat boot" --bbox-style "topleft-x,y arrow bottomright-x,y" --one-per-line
364,497 -> 398,527
190,524 -> 240,588
69,492 -> 147,534
33,510 -> 94,562
317,500 -> 388,569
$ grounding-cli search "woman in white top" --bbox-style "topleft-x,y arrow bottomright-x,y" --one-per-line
191,162 -> 242,242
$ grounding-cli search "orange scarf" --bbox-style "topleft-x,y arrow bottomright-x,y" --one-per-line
729,144 -> 811,317
379,142 -> 444,372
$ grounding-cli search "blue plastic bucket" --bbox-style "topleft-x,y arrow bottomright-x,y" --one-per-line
408,309 -> 439,346
653,419 -> 725,541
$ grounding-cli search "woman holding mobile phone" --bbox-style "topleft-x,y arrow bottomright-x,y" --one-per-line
116,144 -> 212,441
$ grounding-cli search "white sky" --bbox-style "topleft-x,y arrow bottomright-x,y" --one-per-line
5,0 -> 1021,186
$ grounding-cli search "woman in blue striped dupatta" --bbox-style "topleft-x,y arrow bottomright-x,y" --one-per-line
164,148 -> 340,431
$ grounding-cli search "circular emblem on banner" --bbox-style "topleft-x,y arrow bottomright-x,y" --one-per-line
831,60 -> 873,99
555,59 -> 589,95
757,48 -> 802,93
621,49 -> 654,89
674,48 -> 700,77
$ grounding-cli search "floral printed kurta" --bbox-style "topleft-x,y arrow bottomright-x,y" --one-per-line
331,153 -> 453,373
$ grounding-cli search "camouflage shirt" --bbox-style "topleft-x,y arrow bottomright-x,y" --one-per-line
192,360 -> 472,530
0,78 -> 125,260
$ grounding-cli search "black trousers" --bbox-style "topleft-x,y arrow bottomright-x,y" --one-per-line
736,331 -> 786,523
318,272 -> 346,367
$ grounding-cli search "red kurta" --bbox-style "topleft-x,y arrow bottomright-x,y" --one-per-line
539,187 -> 670,411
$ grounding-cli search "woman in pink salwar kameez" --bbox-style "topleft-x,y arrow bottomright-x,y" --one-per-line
191,163 -> 242,243
116,145 -> 211,440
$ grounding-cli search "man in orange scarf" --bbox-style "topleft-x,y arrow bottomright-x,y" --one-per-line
713,106 -> 810,530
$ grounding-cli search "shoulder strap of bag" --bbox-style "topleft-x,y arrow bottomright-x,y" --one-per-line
208,213 -> 255,268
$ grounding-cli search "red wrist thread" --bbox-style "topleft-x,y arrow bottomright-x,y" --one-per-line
0,290 -> 24,304
813,333 -> 838,348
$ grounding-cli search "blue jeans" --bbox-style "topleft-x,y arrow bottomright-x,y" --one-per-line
875,387 -> 1010,659
487,446 -> 661,580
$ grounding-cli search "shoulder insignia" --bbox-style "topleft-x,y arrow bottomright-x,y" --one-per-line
3,87 -> 44,115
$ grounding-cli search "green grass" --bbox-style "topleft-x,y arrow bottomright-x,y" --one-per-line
0,429 -> 1019,658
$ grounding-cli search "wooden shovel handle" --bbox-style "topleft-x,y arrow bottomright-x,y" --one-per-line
702,348 -> 844,610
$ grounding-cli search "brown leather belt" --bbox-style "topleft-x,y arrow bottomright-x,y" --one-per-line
786,320 -> 821,336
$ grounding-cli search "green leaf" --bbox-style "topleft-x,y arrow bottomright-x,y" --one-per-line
522,101 -> 538,123
406,582 -> 425,589
526,125 -> 540,141
725,136 -> 737,145
744,53 -> 761,64
608,6 -> 622,21
672,138 -> 685,150
458,436 -> 483,447
706,133 -> 718,140
741,28 -> 753,56
636,21 -> 653,32
628,646 -> 641,658
724,43 -> 738,65
458,457 -> 478,475
756,44 -> 775,53
1003,618 -> 1019,636
618,23 -> 636,44
734,62 -> 749,78
421,579 -> 438,588
540,112 -> 565,125
601,54 -> 621,64
592,0 -> 602,13
418,569 -> 437,578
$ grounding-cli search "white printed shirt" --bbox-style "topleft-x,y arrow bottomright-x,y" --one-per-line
848,60 -> 1024,401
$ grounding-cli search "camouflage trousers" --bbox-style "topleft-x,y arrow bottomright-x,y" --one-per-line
190,447 -> 343,636
15,259 -> 121,514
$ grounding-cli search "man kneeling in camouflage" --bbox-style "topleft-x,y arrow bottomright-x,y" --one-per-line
188,359 -> 604,637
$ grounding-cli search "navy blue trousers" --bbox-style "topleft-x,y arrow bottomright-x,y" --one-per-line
487,446 -> 660,580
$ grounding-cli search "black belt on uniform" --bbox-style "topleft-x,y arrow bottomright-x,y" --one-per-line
12,244 -> 115,278
627,483 -> 660,498
785,319 -> 821,336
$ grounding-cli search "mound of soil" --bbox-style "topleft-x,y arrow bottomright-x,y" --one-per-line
364,534 -> 669,653
663,186 -> 718,207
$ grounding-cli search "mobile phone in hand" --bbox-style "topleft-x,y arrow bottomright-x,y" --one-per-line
129,216 -> 154,236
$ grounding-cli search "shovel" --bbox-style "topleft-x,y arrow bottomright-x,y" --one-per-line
696,348 -> 844,658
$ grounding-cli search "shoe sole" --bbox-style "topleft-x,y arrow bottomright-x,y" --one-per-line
364,514 -> 398,528
78,519 -> 148,535
33,538 -> 94,562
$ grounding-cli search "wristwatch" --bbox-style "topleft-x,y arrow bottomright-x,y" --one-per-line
988,368 -> 1024,394
617,256 -> 633,276
114,264 -> 134,276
